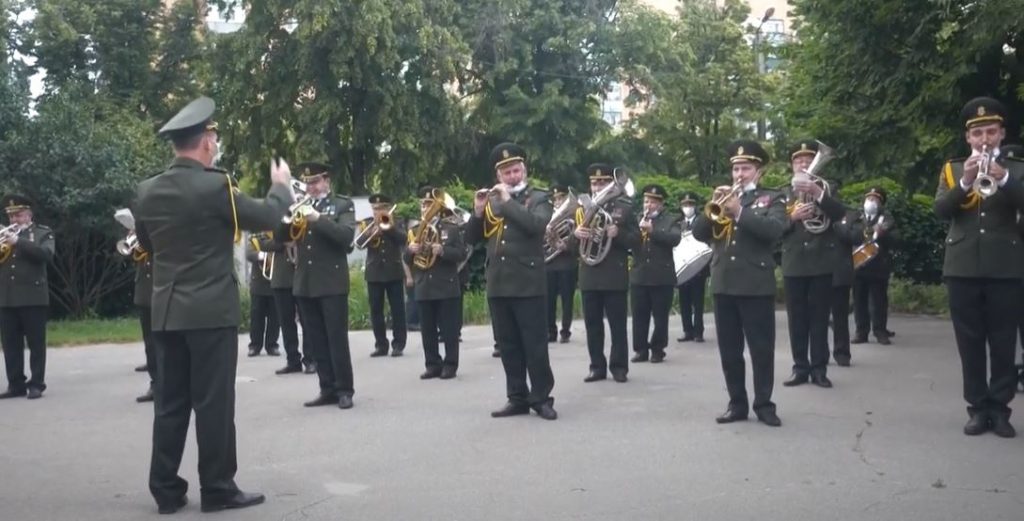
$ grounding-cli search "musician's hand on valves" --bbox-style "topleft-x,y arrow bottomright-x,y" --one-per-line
408,242 -> 422,254
639,219 -> 653,232
789,203 -> 814,222
962,155 -> 981,184
793,178 -> 822,198
3,234 -> 17,246
723,196 -> 741,218
989,161 -> 1007,181
304,208 -> 321,223
431,243 -> 443,256
606,223 -> 619,238
556,239 -> 568,252
574,227 -> 591,240
270,158 -> 292,186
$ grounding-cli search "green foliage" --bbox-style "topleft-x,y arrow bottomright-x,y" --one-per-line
888,280 -> 947,316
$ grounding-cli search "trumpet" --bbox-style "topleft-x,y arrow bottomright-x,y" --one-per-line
705,183 -> 743,223
544,188 -> 579,263
0,223 -> 23,264
353,204 -> 397,249
283,179 -> 314,224
973,145 -> 998,198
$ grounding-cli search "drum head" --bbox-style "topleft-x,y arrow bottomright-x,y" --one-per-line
676,251 -> 712,284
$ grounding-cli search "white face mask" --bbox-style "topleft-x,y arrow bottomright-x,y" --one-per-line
508,180 -> 528,194
682,206 -> 695,218
743,181 -> 757,193
864,200 -> 879,215
211,138 -> 223,166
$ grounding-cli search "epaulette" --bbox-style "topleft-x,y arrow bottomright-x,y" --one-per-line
205,166 -> 229,174
32,223 -> 51,232
1006,156 -> 1024,163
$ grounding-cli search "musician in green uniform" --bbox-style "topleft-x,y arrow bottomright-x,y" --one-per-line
134,96 -> 293,513
780,140 -> 847,388
245,232 -> 280,357
466,143 -> 557,420
360,194 -> 408,357
692,140 -> 787,427
934,97 -> 1024,438
288,162 -> 358,410
545,184 -> 578,344
852,188 -> 897,345
129,237 -> 156,402
576,164 -> 638,382
830,206 -> 864,367
260,230 -> 315,374
407,187 -> 466,379
0,195 -> 55,400
677,192 -> 710,343
631,184 -> 682,366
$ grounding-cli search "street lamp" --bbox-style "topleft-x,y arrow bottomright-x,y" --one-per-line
753,8 -> 775,140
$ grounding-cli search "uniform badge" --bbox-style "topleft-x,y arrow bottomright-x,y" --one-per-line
756,195 -> 771,208
441,230 -> 449,241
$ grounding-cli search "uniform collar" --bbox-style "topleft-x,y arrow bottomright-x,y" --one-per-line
169,157 -> 207,170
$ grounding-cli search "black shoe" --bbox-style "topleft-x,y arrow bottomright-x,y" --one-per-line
491,349 -> 501,358
886,329 -> 896,337
677,335 -> 694,343
835,357 -> 851,367
533,402 -> 558,420
991,414 -> 1016,438
303,362 -> 317,374
491,402 -> 530,418
27,388 -> 43,400
157,496 -> 187,515
851,335 -> 868,344
0,389 -> 26,399
408,324 -> 421,332
650,349 -> 666,363
715,408 -> 748,424
266,345 -> 280,356
783,373 -> 808,387
876,334 -> 892,345
136,387 -> 154,403
631,352 -> 649,363
337,396 -> 354,409
303,394 -> 339,407
756,410 -> 782,427
200,491 -> 265,513
611,370 -> 628,383
275,364 -> 303,375
391,347 -> 405,357
420,369 -> 442,380
135,364 -> 149,373
370,348 -> 389,358
548,332 -> 557,343
811,374 -> 833,388
694,336 -> 705,343
247,348 -> 260,357
964,413 -> 989,436
559,331 -> 571,344
583,370 -> 606,383
440,366 -> 457,379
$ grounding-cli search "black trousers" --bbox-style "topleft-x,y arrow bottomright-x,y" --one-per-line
490,296 -> 554,406
273,288 -> 308,367
419,298 -> 460,370
678,276 -> 707,337
247,293 -> 279,352
139,306 -> 156,386
0,305 -> 48,392
297,295 -> 353,398
632,285 -> 674,354
831,285 -> 851,363
582,290 -> 629,374
946,277 -> 1020,415
853,276 -> 889,338
149,327 -> 240,506
784,275 -> 832,376
368,280 -> 407,350
713,294 -> 776,414
405,285 -> 420,328
546,268 -> 576,337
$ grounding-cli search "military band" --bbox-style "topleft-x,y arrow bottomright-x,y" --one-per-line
263,230 -> 315,375
934,97 -> 1024,438
0,195 -> 55,400
830,206 -> 864,367
245,232 -> 281,357
545,184 -> 578,344
360,194 -> 408,357
131,236 -> 156,402
630,184 -> 681,366
677,192 -> 709,343
852,188 -> 896,345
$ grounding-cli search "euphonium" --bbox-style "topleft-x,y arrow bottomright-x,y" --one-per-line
544,188 -> 579,263
789,140 -> 835,234
578,168 -> 635,266
973,145 -> 998,198
353,204 -> 397,250
705,183 -> 743,224
411,189 -> 457,269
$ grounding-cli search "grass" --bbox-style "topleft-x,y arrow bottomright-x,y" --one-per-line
48,317 -> 142,347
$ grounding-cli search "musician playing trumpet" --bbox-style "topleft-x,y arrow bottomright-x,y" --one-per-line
545,184 -> 578,344
691,140 -> 787,427
780,140 -> 847,390
630,184 -> 681,366
361,194 -> 408,357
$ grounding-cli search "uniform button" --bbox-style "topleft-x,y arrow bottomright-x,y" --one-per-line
503,225 -> 508,230
501,256 -> 506,261
980,212 -> 986,217
731,241 -> 736,246
803,242 -> 808,246
307,260 -> 313,265
730,256 -> 736,261
306,245 -> 311,249
501,240 -> 506,245
980,229 -> 985,234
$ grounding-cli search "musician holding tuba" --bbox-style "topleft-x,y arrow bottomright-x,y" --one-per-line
691,140 -> 787,427
780,140 -> 847,390
676,192 -> 710,343
406,186 -> 466,379
244,232 -> 281,357
544,184 -> 579,344
361,194 -> 408,358
934,97 -> 1024,438
0,194 -> 55,401
630,184 -> 681,366
466,143 -> 557,420
852,187 -> 896,347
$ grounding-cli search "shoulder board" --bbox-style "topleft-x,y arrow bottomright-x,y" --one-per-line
529,186 -> 549,195
205,166 -> 228,174
32,224 -> 52,232
1006,156 -> 1024,163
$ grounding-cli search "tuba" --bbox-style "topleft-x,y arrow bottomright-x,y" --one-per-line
544,188 -> 579,263
353,204 -> 396,249
788,140 -> 835,234
973,145 -> 998,199
0,223 -> 23,264
578,168 -> 635,266
411,188 -> 458,270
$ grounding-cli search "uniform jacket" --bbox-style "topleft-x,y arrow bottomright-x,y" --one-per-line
831,208 -> 864,287
133,254 -> 153,308
259,232 -> 295,290
291,195 -> 356,298
779,188 -> 847,277
362,217 -> 407,283
245,234 -> 274,296
405,217 -> 465,301
855,210 -> 897,280
578,197 -> 639,292
0,223 -> 55,307
630,208 -> 682,287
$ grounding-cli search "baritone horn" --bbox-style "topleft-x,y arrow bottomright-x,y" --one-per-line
789,140 -> 835,234
578,168 -> 635,266
544,188 -> 579,263
411,189 -> 458,269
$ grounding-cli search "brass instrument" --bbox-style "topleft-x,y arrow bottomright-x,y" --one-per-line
116,232 -> 141,257
973,145 -> 997,198
283,179 -> 314,225
113,208 -> 146,258
544,188 -> 579,263
411,188 -> 458,269
0,223 -> 23,263
250,233 -> 274,280
578,168 -> 635,266
704,183 -> 743,224
353,204 -> 397,249
788,140 -> 835,234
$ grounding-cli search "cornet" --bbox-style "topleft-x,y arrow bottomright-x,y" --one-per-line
283,179 -> 314,224
705,183 -> 743,224
973,145 -> 998,199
